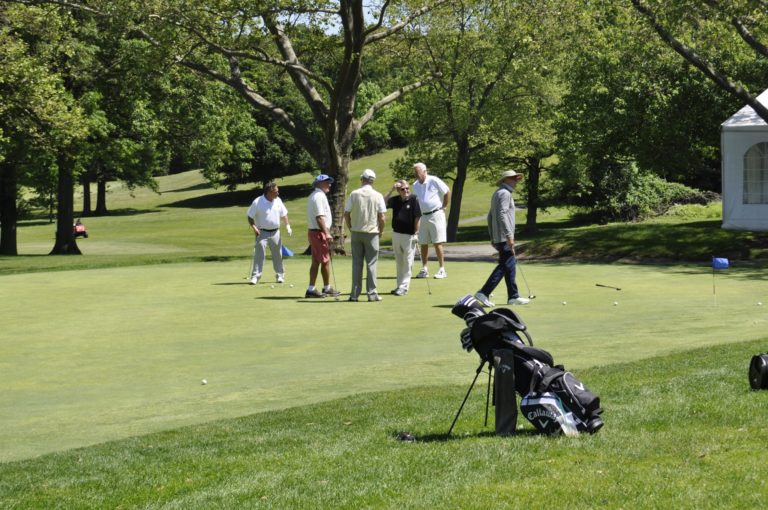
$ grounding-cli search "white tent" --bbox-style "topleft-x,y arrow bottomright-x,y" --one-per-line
721,89 -> 768,231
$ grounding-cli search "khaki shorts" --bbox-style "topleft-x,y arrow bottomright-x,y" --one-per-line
418,209 -> 447,244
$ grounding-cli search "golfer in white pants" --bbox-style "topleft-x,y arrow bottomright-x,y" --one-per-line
385,179 -> 421,296
247,182 -> 291,284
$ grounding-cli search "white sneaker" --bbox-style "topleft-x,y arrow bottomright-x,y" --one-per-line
250,276 -> 260,285
474,292 -> 495,308
434,268 -> 447,279
508,297 -> 530,305
276,274 -> 285,283
415,268 -> 429,278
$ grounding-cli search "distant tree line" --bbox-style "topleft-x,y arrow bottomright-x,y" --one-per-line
2,0 -> 767,255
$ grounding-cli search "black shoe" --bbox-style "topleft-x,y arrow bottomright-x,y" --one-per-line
305,289 -> 325,298
322,287 -> 340,297
348,296 -> 359,302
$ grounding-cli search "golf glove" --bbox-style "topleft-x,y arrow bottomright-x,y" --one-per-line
460,327 -> 473,352
286,224 -> 292,236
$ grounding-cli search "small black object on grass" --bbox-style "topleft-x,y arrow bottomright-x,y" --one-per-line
396,431 -> 416,442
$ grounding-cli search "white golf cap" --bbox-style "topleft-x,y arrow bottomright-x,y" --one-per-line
497,169 -> 523,184
361,168 -> 376,180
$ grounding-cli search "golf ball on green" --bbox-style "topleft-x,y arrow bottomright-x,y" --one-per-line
201,379 -> 208,385
562,301 -> 567,305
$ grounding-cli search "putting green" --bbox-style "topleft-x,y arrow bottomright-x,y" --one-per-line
1,258 -> 766,461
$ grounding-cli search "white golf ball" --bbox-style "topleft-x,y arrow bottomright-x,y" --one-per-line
613,301 -> 618,306
270,285 -> 275,289
201,379 -> 208,385
759,302 -> 763,306
290,284 -> 294,288
562,301 -> 567,305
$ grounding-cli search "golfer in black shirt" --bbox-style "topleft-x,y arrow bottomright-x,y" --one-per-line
385,180 -> 422,296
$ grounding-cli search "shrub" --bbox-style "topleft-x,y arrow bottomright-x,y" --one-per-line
576,162 -> 712,223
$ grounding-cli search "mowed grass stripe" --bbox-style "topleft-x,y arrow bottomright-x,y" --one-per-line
2,258 -> 767,461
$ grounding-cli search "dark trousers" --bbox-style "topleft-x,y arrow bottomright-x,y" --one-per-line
479,242 -> 519,301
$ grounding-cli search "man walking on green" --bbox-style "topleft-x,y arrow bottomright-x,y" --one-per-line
474,170 -> 530,308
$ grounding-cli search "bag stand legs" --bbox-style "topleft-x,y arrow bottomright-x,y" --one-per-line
447,359 -> 491,437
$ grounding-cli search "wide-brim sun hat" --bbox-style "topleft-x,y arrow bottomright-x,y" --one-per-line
497,170 -> 523,184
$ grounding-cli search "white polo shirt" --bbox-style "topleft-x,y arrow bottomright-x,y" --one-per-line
413,174 -> 449,213
307,188 -> 332,230
247,195 -> 287,229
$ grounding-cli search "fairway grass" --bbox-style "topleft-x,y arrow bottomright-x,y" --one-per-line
2,257 -> 767,462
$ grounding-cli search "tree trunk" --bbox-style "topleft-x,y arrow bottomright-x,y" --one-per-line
447,137 -> 471,242
81,177 -> 92,217
524,157 -> 541,235
50,151 -> 81,255
0,161 -> 18,256
326,154 -> 350,254
95,178 -> 108,216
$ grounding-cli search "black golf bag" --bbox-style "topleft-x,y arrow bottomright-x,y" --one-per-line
452,295 -> 604,436
522,364 -> 604,435
749,353 -> 768,390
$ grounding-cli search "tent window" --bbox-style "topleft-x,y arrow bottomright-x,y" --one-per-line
744,142 -> 768,204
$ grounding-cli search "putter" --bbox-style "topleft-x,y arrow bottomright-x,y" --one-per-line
424,270 -> 432,295
596,283 -> 621,291
517,258 -> 536,299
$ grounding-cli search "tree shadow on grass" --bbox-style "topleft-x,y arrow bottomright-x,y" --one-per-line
87,208 -> 163,217
162,182 -> 214,193
160,183 -> 313,209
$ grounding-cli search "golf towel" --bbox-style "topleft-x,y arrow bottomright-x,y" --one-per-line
281,245 -> 294,257
712,257 -> 729,270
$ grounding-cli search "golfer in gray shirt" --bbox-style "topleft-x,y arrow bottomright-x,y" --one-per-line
473,170 -> 530,308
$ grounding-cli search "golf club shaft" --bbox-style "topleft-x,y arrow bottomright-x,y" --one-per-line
595,283 -> 621,291
328,239 -> 339,293
517,256 -> 534,298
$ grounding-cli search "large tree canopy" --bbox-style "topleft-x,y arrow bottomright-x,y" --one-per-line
393,0 -> 574,237
631,0 -> 768,122
0,3 -> 88,255
13,0 -> 448,250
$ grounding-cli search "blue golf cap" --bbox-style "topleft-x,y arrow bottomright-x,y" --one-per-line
314,174 -> 334,184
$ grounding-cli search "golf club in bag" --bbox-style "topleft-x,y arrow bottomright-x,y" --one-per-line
448,295 -> 603,436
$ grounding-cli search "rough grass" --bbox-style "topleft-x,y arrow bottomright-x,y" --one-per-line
1,339 -> 767,509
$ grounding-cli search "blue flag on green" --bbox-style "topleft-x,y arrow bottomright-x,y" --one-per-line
712,257 -> 729,270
